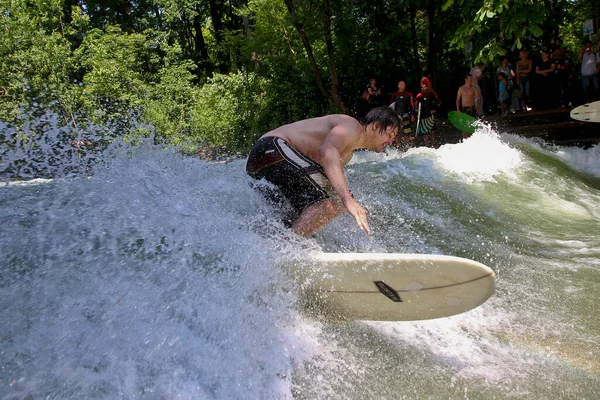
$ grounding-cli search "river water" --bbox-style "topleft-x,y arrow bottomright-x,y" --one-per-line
1,119 -> 599,399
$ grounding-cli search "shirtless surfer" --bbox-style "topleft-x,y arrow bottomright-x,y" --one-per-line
246,107 -> 401,237
456,73 -> 481,139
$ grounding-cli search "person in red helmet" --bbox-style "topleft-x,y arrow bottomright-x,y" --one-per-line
414,77 -> 442,148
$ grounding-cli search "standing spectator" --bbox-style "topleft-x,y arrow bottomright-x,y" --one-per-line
535,50 -> 556,110
577,41 -> 600,103
496,56 -> 515,111
552,48 -> 570,108
470,62 -> 483,86
389,80 -> 416,149
496,57 -> 515,84
470,62 -> 484,115
456,73 -> 481,139
415,78 -> 442,148
560,47 -> 576,107
516,50 -> 533,111
361,78 -> 383,106
497,72 -> 510,116
368,78 -> 383,105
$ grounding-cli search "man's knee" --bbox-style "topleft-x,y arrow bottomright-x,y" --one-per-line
292,198 -> 345,236
315,198 -> 345,218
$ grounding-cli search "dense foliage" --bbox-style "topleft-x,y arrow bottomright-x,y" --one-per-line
1,0 -> 598,156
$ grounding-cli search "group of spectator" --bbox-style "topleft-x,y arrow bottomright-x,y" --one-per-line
356,40 -> 599,148
360,76 -> 442,148
483,42 -> 600,114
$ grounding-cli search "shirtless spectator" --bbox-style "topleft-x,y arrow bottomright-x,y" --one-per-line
456,73 -> 481,139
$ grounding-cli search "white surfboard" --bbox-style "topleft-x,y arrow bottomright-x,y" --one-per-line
570,101 -> 600,123
284,253 -> 495,322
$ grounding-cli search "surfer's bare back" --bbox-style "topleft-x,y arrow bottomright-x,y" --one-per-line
246,107 -> 400,236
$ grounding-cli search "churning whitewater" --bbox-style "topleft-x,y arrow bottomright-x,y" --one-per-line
1,117 -> 600,399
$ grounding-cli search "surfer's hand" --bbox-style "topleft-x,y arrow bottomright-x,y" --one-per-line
344,197 -> 370,235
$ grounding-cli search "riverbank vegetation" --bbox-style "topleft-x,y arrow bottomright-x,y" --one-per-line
1,0 -> 598,156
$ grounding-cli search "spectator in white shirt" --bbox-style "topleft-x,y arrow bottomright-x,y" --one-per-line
577,40 -> 600,103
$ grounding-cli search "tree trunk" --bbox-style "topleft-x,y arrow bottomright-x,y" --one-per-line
425,0 -> 436,83
408,0 -> 421,83
193,6 -> 211,78
209,0 -> 229,73
62,0 -> 79,25
283,0 -> 334,106
542,0 -> 562,49
153,4 -> 163,30
323,0 -> 345,112
234,0 -> 252,39
209,0 -> 225,43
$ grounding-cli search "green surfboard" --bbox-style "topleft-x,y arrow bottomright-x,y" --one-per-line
448,111 -> 477,133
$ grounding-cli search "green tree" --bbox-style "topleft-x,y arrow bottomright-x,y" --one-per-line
0,0 -> 74,121
188,71 -> 270,153
73,25 -> 150,123
143,44 -> 198,147
441,0 -> 560,63
2,0 -> 598,165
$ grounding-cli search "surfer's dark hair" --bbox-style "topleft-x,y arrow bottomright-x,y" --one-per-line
360,106 -> 401,135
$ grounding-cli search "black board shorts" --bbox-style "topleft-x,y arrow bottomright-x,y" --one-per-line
246,136 -> 338,215
462,105 -> 477,118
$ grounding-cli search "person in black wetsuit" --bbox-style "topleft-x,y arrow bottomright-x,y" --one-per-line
414,77 -> 442,148
535,50 -> 556,110
389,80 -> 415,149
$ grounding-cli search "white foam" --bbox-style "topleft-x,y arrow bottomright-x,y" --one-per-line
553,144 -> 600,179
3,111 -> 600,398
434,126 -> 523,184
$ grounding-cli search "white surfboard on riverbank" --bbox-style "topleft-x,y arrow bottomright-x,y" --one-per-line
285,252 -> 495,322
570,101 -> 600,123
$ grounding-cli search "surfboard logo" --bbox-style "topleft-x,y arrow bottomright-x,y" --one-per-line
374,281 -> 402,302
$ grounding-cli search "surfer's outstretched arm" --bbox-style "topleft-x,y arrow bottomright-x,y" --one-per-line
318,127 -> 371,235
